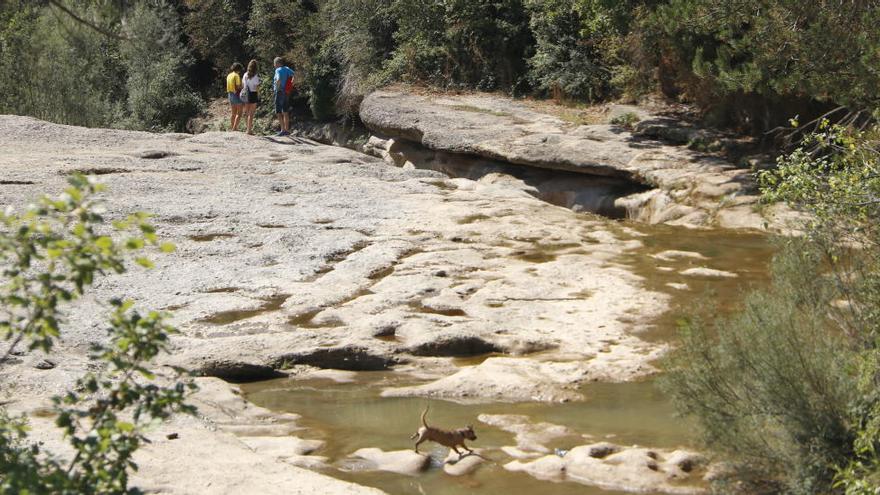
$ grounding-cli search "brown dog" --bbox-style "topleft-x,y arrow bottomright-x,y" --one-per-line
410,406 -> 477,457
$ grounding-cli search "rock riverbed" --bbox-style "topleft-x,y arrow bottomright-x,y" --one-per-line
354,90 -> 798,230
0,108 -> 767,494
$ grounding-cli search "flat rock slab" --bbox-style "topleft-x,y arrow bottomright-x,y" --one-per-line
478,414 -> 575,454
344,448 -> 430,476
680,267 -> 739,279
239,436 -> 325,457
505,442 -> 709,494
0,115 -> 716,493
443,449 -> 487,476
360,90 -> 799,230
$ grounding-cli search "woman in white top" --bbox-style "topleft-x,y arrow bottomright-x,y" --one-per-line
241,59 -> 261,135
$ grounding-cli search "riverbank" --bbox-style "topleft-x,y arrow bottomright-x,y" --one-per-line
0,104 -> 774,493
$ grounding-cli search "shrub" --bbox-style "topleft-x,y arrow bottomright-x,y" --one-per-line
668,123 -> 880,493
525,0 -> 632,102
760,123 -> 880,492
610,111 -> 640,129
663,239 -> 857,493
633,1 -> 880,130
120,1 -> 204,131
0,175 -> 195,493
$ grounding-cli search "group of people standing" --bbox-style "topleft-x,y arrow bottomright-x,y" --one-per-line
226,57 -> 296,136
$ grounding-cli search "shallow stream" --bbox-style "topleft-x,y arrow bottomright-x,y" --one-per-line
243,221 -> 776,495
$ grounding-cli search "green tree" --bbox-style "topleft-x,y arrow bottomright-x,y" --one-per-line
183,0 -> 252,80
526,0 -> 633,101
634,1 -> 880,130
120,1 -> 204,131
0,175 -> 195,494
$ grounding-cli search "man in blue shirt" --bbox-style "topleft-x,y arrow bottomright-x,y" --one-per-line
273,57 -> 295,136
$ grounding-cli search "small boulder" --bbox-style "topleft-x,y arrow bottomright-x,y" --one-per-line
680,267 -> 738,279
34,359 -> 55,370
443,449 -> 486,476
344,448 -> 430,476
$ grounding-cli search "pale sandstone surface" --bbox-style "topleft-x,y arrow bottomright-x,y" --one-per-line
477,413 -> 711,494
505,444 -> 708,495
342,448 -> 430,476
0,109 -> 770,494
358,90 -> 802,230
0,115 -> 692,493
442,449 -> 488,476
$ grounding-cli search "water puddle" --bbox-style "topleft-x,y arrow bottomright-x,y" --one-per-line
200,294 -> 289,325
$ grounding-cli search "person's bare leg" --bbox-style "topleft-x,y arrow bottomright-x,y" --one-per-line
283,113 -> 290,133
232,105 -> 242,131
246,105 -> 255,135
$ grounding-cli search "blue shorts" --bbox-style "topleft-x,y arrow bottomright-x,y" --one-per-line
228,92 -> 242,105
274,92 -> 288,114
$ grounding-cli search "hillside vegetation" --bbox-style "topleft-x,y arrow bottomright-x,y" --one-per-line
3,1 -> 879,131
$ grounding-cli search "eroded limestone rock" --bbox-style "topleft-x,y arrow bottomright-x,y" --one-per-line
505,442 -> 708,494
342,448 -> 430,476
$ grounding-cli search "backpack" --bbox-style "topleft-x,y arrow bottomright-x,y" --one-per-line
239,75 -> 250,104
284,73 -> 294,95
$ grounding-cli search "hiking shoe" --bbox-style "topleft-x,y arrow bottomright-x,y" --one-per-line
277,130 -> 290,137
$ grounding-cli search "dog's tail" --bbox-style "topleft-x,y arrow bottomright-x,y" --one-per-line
421,406 -> 430,428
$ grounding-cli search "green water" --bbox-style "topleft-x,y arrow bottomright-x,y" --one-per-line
244,374 -> 689,495
242,222 -> 777,495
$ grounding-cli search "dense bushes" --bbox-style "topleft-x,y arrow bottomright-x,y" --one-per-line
664,243 -> 857,493
236,0 -> 880,127
663,124 -> 880,493
635,0 -> 880,131
0,0 -> 202,132
121,2 -> 203,131
5,1 -> 880,131
525,0 -> 632,102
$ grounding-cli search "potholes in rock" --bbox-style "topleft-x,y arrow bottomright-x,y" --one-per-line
288,310 -> 346,329
258,224 -> 287,229
302,266 -> 333,283
65,167 -> 130,176
200,294 -> 289,325
274,347 -> 395,371
204,287 -> 239,294
189,233 -> 236,242
511,242 -> 582,264
289,309 -> 323,327
0,180 -> 35,185
197,361 -> 284,383
325,240 -> 371,263
367,266 -> 395,281
408,301 -> 468,317
136,150 -> 178,159
513,251 -> 557,263
372,323 -> 400,343
408,335 -> 502,357
423,179 -> 458,191
457,214 -> 491,225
